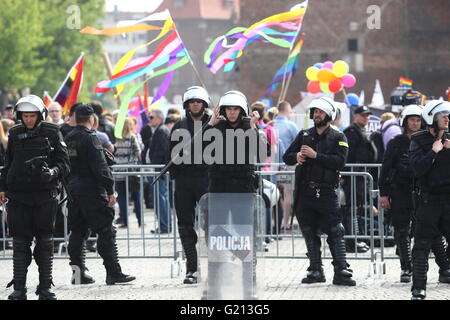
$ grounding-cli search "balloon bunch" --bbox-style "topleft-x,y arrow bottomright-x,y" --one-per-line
305,60 -> 356,94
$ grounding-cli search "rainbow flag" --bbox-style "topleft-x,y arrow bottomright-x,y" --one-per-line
399,77 -> 413,88
53,53 -> 84,115
43,91 -> 53,107
204,1 -> 308,74
265,34 -> 304,97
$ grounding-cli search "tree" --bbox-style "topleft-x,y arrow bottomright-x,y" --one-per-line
35,0 -> 108,104
0,0 -> 51,90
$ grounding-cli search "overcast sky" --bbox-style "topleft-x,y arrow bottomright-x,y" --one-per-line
105,0 -> 164,12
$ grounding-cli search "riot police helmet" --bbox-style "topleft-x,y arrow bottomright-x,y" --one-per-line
422,100 -> 450,126
308,97 -> 338,122
218,90 -> 249,117
400,104 -> 423,127
182,86 -> 210,109
15,95 -> 48,123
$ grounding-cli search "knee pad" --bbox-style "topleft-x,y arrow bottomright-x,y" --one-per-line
414,239 -> 432,251
328,223 -> 345,238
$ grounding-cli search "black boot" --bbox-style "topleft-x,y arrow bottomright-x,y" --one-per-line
34,237 -> 57,300
179,226 -> 198,283
97,226 -> 136,285
105,264 -> 136,285
430,236 -> 450,283
301,227 -> 325,284
7,237 -> 32,300
70,241 -> 95,285
183,271 -> 198,284
411,288 -> 426,300
411,242 -> 429,301
328,224 -> 356,286
394,228 -> 412,283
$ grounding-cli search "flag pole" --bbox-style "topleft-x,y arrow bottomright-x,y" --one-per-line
101,51 -> 122,107
277,29 -> 301,106
151,13 -> 214,187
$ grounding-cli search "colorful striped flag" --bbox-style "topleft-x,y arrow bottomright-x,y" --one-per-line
43,91 -> 53,107
265,34 -> 304,97
204,1 -> 308,74
53,53 -> 84,115
399,77 -> 413,88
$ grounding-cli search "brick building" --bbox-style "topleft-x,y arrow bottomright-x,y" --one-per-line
235,0 -> 450,107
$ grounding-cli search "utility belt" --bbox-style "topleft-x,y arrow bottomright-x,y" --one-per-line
421,192 -> 450,203
299,181 -> 336,199
300,181 -> 336,189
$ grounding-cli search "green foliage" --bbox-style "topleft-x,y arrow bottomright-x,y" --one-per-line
0,0 -> 108,104
0,0 -> 51,90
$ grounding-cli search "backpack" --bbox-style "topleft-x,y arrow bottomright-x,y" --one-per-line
370,122 -> 400,162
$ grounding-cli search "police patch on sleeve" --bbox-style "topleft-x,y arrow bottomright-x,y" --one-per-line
338,141 -> 349,148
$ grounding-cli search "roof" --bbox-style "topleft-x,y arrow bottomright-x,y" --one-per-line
159,0 -> 240,20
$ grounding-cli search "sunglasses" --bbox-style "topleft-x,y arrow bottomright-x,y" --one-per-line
189,99 -> 203,104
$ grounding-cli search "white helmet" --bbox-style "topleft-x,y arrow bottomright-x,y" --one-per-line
182,86 -> 210,109
422,100 -> 450,126
218,90 -> 249,116
308,97 -> 337,121
15,95 -> 48,121
400,104 -> 422,127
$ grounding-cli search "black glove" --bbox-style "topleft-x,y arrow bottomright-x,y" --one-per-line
41,167 -> 59,183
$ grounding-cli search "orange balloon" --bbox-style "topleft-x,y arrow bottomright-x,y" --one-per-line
317,69 -> 335,83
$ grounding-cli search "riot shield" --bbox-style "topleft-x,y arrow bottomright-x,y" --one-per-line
197,193 -> 265,300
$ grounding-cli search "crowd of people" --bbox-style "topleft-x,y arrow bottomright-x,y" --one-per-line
0,85 -> 449,300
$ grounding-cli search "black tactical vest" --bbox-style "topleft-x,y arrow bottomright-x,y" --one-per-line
298,127 -> 341,186
7,123 -> 58,191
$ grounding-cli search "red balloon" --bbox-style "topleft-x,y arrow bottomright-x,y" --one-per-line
307,81 -> 321,94
328,78 -> 343,93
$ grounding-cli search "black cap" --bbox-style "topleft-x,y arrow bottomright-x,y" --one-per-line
75,104 -> 94,116
354,105 -> 372,115
5,104 -> 13,110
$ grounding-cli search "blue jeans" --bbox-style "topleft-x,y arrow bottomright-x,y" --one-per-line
115,180 -> 142,226
148,175 -> 171,232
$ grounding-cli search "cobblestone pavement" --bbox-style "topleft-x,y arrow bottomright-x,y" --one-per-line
1,207 -> 449,300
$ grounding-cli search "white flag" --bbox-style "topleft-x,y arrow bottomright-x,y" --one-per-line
370,79 -> 385,109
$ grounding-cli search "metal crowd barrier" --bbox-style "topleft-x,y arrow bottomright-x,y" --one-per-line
0,162 -> 398,275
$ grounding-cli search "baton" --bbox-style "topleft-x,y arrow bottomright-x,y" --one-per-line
151,120 -> 210,186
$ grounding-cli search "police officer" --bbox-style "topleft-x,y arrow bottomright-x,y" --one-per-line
379,105 -> 450,284
64,104 -> 135,285
343,105 -> 377,253
283,97 -> 356,286
205,90 -> 265,299
169,86 -> 210,284
409,100 -> 450,300
0,95 -> 70,300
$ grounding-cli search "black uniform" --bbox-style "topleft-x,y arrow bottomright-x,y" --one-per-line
284,126 -> 355,285
379,134 -> 450,279
65,124 -> 133,284
409,130 -> 450,294
0,121 -> 70,299
343,124 -> 377,244
169,113 -> 210,276
205,117 -> 265,299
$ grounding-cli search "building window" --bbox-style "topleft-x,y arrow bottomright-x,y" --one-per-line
174,0 -> 185,8
348,38 -> 358,52
320,53 -> 329,61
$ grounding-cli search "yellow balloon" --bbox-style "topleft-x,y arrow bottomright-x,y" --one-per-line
320,82 -> 331,93
332,60 -> 349,78
317,69 -> 335,83
305,66 -> 319,81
